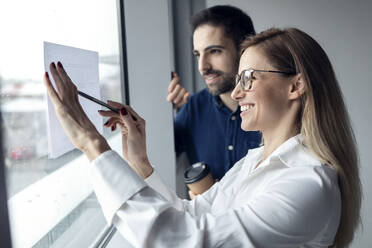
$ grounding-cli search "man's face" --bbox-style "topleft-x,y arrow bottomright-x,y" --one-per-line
193,24 -> 238,96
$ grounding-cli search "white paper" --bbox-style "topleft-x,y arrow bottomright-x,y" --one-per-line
44,41 -> 103,158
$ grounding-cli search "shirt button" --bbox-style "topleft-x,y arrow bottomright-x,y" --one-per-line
231,116 -> 236,121
228,145 -> 234,151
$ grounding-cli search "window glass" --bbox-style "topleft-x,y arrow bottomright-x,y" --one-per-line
0,0 -> 123,247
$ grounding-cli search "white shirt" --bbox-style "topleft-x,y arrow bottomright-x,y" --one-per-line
90,135 -> 341,248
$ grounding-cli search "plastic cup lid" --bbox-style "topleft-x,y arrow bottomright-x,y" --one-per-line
184,162 -> 210,184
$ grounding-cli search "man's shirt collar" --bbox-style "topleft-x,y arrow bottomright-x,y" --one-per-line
212,94 -> 224,109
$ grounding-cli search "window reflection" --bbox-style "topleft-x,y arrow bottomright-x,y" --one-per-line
0,0 -> 123,247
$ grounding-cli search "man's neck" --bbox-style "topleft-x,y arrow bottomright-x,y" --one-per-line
219,91 -> 238,112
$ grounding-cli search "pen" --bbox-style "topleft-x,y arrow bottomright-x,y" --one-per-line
77,90 -> 120,114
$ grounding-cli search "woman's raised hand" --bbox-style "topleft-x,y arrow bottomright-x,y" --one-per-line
44,62 -> 110,161
98,101 -> 153,179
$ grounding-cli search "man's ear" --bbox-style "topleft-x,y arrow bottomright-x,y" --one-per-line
288,73 -> 306,100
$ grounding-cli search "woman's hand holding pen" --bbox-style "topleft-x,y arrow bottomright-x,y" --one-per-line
44,61 -> 152,178
99,103 -> 153,179
44,62 -> 110,161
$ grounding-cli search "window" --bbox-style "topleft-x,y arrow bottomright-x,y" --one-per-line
0,0 -> 124,247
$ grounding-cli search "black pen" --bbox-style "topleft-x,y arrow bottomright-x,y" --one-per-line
77,90 -> 119,114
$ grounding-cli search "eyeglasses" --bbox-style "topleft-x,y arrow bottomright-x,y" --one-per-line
235,69 -> 296,91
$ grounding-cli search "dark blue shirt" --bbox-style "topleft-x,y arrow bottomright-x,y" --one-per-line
174,88 -> 261,180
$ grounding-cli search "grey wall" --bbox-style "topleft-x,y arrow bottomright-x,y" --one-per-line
207,0 -> 372,247
124,0 -> 176,190
172,0 -> 206,93
107,2 -> 177,245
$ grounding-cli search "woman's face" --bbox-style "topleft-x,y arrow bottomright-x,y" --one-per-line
231,47 -> 295,132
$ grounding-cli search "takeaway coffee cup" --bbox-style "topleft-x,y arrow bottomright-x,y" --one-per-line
184,162 -> 214,195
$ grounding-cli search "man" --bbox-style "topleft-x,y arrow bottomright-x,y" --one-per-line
167,5 -> 261,182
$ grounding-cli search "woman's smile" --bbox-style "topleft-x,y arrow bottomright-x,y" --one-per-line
240,104 -> 255,117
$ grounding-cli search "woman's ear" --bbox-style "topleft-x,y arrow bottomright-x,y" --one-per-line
288,73 -> 306,100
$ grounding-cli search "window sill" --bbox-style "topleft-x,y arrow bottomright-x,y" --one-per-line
8,133 -> 122,248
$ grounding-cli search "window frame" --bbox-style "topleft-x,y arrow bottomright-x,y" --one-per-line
0,122 -> 12,247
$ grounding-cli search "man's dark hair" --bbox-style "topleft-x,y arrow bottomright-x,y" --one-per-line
190,5 -> 256,49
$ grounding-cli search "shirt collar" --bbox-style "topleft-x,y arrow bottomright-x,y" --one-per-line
212,94 -> 224,109
274,134 -> 322,168
248,134 -> 323,169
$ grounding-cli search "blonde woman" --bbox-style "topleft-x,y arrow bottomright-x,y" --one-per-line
44,27 -> 361,247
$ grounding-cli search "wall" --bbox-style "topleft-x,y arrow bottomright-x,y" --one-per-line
124,0 -> 176,189
106,1 -> 177,246
172,0 -> 206,94
207,0 -> 372,247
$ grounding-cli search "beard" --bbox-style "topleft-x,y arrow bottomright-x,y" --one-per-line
204,69 -> 236,96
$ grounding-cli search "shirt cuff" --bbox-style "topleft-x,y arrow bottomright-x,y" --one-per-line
90,150 -> 147,223
145,170 -> 173,201
145,169 -> 183,210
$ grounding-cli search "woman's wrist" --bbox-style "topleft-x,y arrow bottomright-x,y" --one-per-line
131,157 -> 154,179
82,134 -> 111,161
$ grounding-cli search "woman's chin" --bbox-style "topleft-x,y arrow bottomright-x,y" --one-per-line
241,124 -> 259,132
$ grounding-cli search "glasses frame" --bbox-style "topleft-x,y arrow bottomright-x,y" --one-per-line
235,69 -> 296,91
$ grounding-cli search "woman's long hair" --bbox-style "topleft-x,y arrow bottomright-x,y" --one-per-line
240,28 -> 361,247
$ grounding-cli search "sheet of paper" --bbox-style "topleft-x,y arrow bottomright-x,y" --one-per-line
44,42 -> 103,158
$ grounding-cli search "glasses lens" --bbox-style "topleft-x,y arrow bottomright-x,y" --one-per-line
235,74 -> 240,87
242,70 -> 253,90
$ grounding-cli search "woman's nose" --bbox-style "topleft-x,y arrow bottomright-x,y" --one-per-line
231,82 -> 243,101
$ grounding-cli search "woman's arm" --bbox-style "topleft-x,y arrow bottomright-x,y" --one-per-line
92,155 -> 339,248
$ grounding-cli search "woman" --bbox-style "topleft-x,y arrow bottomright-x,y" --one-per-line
44,28 -> 361,247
